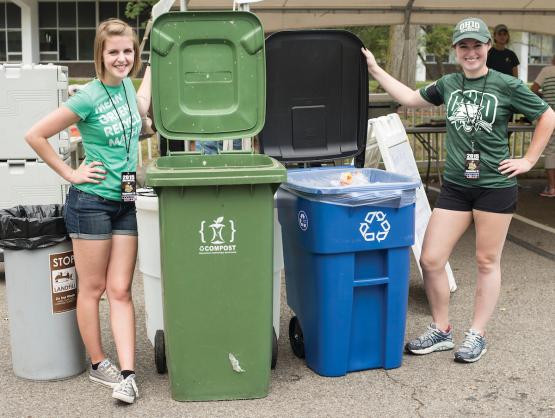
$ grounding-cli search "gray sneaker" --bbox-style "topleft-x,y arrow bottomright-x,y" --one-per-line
454,329 -> 487,363
405,323 -> 455,355
89,359 -> 122,388
112,374 -> 139,404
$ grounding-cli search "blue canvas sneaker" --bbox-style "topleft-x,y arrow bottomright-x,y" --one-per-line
454,329 -> 487,363
405,323 -> 455,355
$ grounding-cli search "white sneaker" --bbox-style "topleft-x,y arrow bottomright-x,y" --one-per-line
112,374 -> 139,404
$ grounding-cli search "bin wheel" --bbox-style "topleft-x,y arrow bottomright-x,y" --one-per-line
271,327 -> 278,369
154,330 -> 167,374
288,316 -> 305,359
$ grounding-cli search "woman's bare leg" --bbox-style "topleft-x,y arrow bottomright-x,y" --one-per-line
420,208 -> 473,330
73,238 -> 112,363
105,234 -> 138,371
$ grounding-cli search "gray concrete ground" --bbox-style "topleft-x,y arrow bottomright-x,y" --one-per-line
0,179 -> 554,417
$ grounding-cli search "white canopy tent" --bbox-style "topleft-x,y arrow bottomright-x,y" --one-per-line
13,0 -> 555,68
183,1 -> 555,35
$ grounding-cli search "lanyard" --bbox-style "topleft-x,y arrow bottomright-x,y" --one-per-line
100,79 -> 133,161
460,70 -> 489,152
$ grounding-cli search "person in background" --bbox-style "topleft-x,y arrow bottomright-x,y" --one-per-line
487,24 -> 519,78
195,139 -> 243,154
362,17 -> 555,363
25,19 -> 151,404
532,54 -> 555,197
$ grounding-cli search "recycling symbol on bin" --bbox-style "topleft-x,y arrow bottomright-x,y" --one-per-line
359,211 -> 390,242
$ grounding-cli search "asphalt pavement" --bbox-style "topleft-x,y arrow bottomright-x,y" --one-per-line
0,179 -> 554,417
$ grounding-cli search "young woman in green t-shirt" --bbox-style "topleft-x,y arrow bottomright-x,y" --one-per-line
362,17 -> 555,363
25,19 -> 151,403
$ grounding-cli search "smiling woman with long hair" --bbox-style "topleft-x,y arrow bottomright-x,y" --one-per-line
25,19 -> 151,403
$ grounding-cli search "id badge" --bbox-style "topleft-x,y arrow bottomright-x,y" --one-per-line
121,171 -> 137,202
464,151 -> 480,180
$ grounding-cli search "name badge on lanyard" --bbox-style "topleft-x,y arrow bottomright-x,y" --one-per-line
121,171 -> 137,202
464,151 -> 480,180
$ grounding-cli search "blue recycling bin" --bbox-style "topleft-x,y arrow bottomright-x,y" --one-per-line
277,167 -> 419,377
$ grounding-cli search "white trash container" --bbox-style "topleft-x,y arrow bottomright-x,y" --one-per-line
136,189 -> 163,348
272,206 -> 283,339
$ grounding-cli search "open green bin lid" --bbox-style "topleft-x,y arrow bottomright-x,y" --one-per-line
146,154 -> 286,187
151,11 -> 266,141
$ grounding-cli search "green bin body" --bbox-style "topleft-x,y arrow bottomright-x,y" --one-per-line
147,154 -> 285,400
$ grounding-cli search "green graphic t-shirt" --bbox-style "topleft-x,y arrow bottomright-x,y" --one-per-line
64,78 -> 141,201
420,69 -> 549,188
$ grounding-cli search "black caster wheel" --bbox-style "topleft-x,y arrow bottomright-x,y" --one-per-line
154,329 -> 167,374
271,327 -> 278,369
288,316 -> 305,359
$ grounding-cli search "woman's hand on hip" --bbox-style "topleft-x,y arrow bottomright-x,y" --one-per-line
498,157 -> 534,178
70,161 -> 106,184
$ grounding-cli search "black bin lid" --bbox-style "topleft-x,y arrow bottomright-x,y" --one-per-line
259,30 -> 368,163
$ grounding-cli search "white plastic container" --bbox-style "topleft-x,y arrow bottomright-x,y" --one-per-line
0,159 -> 70,210
0,63 -> 70,159
135,189 -> 163,346
272,207 -> 283,339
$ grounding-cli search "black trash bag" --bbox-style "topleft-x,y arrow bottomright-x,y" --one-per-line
0,204 -> 68,250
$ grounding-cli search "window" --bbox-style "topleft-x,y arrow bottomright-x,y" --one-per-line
99,1 -> 117,23
529,33 -> 555,64
0,32 -> 5,61
6,2 -> 20,29
1,0 -> 22,62
36,1 -> 150,63
78,2 -> 95,27
59,29 -> 76,60
78,29 -> 95,60
39,2 -> 57,27
39,29 -> 57,51
58,2 -> 76,28
0,2 -> 5,29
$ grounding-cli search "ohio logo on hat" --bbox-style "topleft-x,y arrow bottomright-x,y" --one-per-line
452,17 -> 492,45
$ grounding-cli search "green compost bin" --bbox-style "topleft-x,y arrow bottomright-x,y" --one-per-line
147,155 -> 285,401
147,11 -> 286,401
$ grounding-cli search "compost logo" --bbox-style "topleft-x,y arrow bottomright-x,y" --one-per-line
359,211 -> 390,242
198,216 -> 237,255
298,211 -> 308,231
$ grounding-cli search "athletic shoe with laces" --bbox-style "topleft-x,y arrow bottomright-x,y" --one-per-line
405,323 -> 455,355
89,359 -> 122,388
112,374 -> 139,404
454,329 -> 487,363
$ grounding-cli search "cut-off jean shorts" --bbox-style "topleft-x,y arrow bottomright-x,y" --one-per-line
64,186 -> 138,240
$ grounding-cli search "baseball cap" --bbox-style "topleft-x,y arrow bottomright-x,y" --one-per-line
494,24 -> 509,34
452,17 -> 492,45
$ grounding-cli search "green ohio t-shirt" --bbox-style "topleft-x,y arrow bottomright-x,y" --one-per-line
64,78 -> 141,201
419,69 -> 549,188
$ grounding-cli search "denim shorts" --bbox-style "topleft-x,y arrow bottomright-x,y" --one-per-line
64,186 -> 138,240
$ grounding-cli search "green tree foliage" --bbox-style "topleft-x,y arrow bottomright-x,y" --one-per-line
125,0 -> 157,22
345,26 -> 390,66
419,25 -> 453,77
